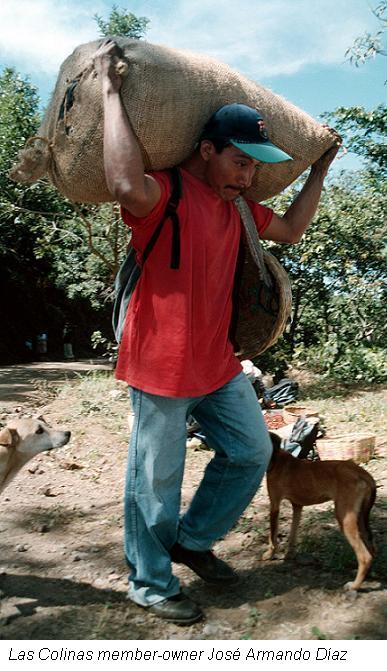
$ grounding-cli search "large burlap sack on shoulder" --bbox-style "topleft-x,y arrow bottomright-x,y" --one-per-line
11,38 -> 338,204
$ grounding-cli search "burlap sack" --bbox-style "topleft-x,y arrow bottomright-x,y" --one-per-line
11,37 -> 338,204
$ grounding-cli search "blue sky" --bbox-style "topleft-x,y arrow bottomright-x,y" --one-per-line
1,0 -> 385,170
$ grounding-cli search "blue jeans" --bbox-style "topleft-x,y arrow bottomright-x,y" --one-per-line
124,371 -> 272,606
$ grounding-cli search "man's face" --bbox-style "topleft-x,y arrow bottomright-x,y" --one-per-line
200,142 -> 261,201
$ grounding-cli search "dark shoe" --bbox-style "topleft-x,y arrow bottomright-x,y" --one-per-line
170,542 -> 239,585
148,592 -> 203,624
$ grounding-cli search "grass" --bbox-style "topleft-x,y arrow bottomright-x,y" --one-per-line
52,369 -> 386,436
55,370 -> 128,432
234,516 -> 265,535
299,383 -> 386,437
311,626 -> 328,640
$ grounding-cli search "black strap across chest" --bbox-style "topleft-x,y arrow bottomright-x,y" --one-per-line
142,166 -> 182,269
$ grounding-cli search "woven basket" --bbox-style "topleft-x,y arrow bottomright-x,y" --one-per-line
374,436 -> 387,458
283,405 -> 319,424
317,434 -> 375,464
234,248 -> 292,358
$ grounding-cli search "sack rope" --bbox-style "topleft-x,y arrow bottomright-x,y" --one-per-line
235,196 -> 272,288
24,135 -> 54,152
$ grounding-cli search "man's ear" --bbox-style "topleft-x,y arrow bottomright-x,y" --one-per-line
199,139 -> 215,162
0,427 -> 18,447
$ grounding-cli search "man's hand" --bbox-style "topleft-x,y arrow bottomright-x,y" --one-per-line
262,129 -> 342,244
311,129 -> 342,177
96,38 -> 161,216
93,39 -> 125,93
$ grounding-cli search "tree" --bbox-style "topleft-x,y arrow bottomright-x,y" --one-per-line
51,5 -> 151,301
16,8 -> 149,307
6,6 -> 152,362
0,69 -> 77,360
0,67 -> 126,361
325,105 -> 386,176
35,202 -> 130,309
0,68 -> 57,274
345,1 -> 387,66
260,151 -> 386,382
1,7 -> 151,363
94,4 -> 149,39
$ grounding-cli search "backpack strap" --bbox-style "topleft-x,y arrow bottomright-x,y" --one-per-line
112,168 -> 182,344
142,166 -> 182,269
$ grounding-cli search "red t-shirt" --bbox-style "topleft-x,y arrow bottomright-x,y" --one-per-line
115,169 -> 273,397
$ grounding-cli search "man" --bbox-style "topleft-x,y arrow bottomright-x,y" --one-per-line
94,40 -> 339,625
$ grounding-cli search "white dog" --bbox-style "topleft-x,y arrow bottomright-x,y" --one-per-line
0,416 -> 71,494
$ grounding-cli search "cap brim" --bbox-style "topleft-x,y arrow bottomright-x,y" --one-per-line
231,141 -> 292,164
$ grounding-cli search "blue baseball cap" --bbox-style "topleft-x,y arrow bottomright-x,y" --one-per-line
200,103 -> 292,164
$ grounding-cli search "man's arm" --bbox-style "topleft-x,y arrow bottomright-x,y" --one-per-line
93,39 -> 161,217
261,142 -> 341,244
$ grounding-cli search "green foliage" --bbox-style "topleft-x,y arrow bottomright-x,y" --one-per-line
311,626 -> 328,640
94,4 -> 149,39
1,6 -> 385,380
0,6 -> 151,362
325,105 -> 387,175
259,167 -> 386,381
295,341 -> 386,383
34,202 -> 130,310
0,68 -> 40,176
91,330 -> 118,362
0,69 -> 49,264
0,68 -> 72,255
0,68 -> 114,360
345,1 -> 387,66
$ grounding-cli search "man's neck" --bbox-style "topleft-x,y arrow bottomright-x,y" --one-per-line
179,151 -> 209,184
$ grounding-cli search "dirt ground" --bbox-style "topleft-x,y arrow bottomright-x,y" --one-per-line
0,361 -> 386,641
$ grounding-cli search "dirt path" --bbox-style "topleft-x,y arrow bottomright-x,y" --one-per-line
0,360 -> 112,410
0,365 -> 386,640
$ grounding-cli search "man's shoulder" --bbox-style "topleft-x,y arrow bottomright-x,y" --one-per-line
243,197 -> 274,235
245,196 -> 272,211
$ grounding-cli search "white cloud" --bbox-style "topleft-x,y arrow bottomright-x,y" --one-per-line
145,0 -> 373,79
0,0 -> 380,82
0,0 -> 104,74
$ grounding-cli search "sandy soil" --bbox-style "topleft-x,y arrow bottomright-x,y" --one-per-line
0,362 -> 386,640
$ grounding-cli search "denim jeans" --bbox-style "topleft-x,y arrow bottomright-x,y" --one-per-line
124,371 -> 272,606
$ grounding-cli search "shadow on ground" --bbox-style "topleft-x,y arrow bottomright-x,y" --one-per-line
0,360 -> 112,406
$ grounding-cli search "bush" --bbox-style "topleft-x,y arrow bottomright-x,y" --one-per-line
295,339 -> 387,383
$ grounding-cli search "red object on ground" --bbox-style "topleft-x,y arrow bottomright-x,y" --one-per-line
264,413 -> 287,430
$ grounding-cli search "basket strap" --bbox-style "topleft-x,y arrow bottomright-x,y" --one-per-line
235,196 -> 272,288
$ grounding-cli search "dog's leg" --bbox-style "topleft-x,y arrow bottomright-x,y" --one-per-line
358,502 -> 376,557
262,503 -> 280,560
359,486 -> 377,556
285,504 -> 303,560
336,505 -> 373,590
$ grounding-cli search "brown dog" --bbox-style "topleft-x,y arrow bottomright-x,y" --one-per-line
0,416 -> 71,494
263,433 -> 376,590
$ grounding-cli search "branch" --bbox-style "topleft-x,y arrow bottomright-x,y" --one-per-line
5,201 -> 117,274
47,221 -> 85,245
71,203 -> 115,272
7,204 -> 63,218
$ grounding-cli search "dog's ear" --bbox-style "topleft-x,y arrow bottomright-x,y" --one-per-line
269,431 -> 281,451
0,427 -> 18,447
35,415 -> 48,425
